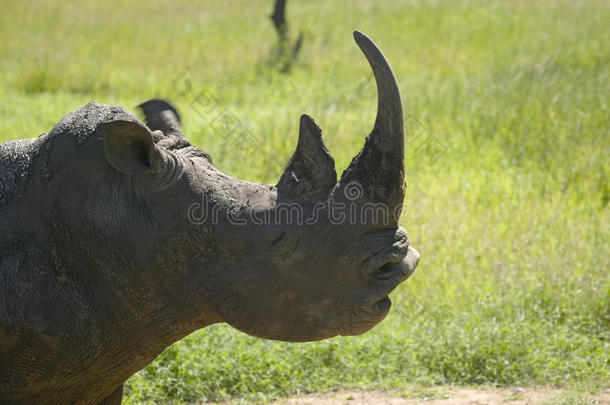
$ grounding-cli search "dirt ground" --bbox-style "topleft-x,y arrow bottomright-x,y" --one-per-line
267,387 -> 610,405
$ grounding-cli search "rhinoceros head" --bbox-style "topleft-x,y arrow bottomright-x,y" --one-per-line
97,31 -> 419,342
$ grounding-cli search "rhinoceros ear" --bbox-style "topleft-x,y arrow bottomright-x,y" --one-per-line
138,99 -> 185,138
277,114 -> 336,202
100,120 -> 163,174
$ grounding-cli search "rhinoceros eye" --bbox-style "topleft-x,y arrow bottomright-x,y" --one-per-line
267,231 -> 301,262
270,232 -> 286,245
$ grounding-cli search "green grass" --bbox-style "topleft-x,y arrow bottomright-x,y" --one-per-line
1,0 -> 608,403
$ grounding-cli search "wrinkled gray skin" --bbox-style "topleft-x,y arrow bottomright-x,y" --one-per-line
0,32 -> 419,404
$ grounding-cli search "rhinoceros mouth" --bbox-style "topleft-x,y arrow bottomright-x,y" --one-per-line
368,245 -> 420,316
375,262 -> 407,280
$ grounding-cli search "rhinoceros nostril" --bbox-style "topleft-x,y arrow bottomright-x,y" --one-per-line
374,263 -> 403,280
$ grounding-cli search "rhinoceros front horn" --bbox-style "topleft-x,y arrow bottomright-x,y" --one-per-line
338,31 -> 406,225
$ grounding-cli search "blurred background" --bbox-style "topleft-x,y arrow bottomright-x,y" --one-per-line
0,0 -> 607,403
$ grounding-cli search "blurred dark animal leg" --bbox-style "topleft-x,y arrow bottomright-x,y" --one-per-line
270,0 -> 288,42
269,0 -> 303,59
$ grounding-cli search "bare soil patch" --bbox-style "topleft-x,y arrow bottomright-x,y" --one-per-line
268,387 -> 610,405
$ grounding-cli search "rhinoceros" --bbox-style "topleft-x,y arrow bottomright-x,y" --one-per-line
0,31 -> 420,404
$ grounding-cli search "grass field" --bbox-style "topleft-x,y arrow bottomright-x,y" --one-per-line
1,0 -> 608,403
